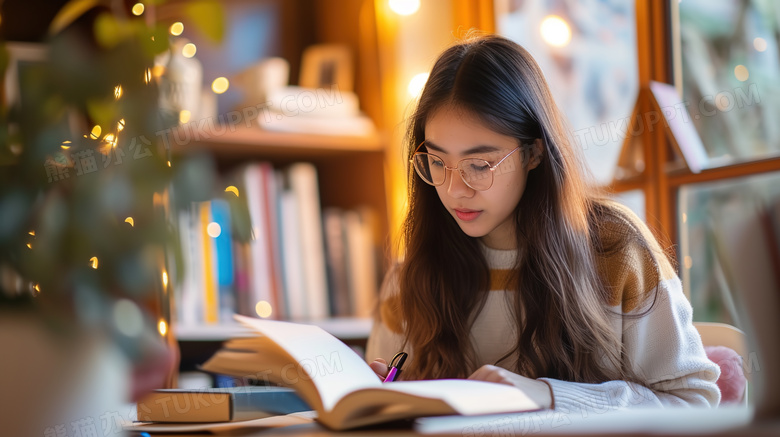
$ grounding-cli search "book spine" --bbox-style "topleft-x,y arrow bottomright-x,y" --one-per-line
323,208 -> 351,317
344,208 -> 379,318
176,209 -> 198,326
289,163 -> 330,319
261,162 -> 286,320
199,201 -> 219,324
211,199 -> 236,323
279,184 -> 308,320
243,164 -> 275,318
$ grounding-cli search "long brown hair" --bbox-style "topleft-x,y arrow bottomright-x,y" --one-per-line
398,34 -> 662,384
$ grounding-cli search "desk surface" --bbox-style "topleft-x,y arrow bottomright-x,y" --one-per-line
129,408 -> 780,437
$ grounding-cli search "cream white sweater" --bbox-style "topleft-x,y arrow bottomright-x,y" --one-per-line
366,203 -> 721,413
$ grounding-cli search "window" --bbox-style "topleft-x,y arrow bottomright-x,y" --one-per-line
679,0 -> 780,167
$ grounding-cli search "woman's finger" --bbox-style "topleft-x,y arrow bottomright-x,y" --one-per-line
369,358 -> 389,379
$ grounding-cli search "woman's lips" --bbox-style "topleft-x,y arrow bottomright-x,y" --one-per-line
455,209 -> 482,222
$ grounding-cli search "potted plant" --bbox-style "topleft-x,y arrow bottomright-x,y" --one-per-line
0,1 -> 223,435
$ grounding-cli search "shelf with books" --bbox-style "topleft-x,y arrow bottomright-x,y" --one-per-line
168,133 -> 388,352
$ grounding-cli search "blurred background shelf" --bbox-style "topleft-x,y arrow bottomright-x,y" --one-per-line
169,125 -> 385,159
175,317 -> 373,341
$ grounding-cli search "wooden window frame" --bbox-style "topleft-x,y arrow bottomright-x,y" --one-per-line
614,0 -> 780,251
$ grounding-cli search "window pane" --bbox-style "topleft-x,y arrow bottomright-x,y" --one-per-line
497,0 -> 638,185
679,0 -> 780,166
678,171 -> 780,326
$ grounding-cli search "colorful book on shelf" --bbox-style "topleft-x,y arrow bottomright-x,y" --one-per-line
211,199 -> 236,322
242,164 -> 277,318
201,315 -> 541,431
135,386 -> 310,423
199,201 -> 219,324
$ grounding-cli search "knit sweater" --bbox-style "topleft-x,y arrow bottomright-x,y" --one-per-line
366,202 -> 721,413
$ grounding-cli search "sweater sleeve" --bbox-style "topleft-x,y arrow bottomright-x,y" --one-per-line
540,276 -> 721,412
365,265 -> 407,364
539,204 -> 721,412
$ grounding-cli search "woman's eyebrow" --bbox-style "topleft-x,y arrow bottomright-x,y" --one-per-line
424,141 -> 501,156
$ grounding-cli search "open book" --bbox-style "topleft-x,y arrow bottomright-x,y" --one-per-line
201,315 -> 540,430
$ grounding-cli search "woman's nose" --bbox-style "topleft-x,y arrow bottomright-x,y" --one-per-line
447,167 -> 474,198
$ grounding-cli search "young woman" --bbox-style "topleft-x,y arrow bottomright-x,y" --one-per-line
366,34 -> 720,412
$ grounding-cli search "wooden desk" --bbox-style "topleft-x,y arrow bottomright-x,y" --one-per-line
129,408 -> 780,437
129,423 -> 780,437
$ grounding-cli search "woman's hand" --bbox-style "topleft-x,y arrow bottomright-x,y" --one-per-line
468,364 -> 554,409
369,358 -> 389,381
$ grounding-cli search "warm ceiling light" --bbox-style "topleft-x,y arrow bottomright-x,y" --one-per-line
389,0 -> 420,16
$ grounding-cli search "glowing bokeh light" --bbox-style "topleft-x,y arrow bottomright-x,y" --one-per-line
182,43 -> 197,58
131,3 -> 144,16
170,22 -> 184,36
540,15 -> 572,48
255,301 -> 273,318
407,72 -> 429,98
207,222 -> 222,238
212,77 -> 229,94
734,65 -> 749,82
225,186 -> 240,197
389,0 -> 420,15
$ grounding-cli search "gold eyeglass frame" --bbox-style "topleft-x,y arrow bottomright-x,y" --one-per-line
410,141 -> 521,191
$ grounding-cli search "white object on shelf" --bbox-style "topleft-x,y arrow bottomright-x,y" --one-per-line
175,317 -> 373,341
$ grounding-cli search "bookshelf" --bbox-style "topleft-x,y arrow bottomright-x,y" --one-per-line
154,1 -> 392,380
167,127 -> 389,335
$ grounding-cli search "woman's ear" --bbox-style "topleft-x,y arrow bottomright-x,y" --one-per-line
526,139 -> 544,170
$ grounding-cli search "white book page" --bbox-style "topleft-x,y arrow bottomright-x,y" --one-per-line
235,315 -> 381,412
382,380 -> 539,416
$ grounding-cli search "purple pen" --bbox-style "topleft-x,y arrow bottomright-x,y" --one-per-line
383,351 -> 408,383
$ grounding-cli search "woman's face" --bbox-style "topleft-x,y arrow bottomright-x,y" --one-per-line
423,105 -> 539,250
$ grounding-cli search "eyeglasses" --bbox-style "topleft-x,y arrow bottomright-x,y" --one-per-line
411,142 -> 521,191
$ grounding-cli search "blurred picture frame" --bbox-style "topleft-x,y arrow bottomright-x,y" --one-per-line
3,42 -> 48,110
299,44 -> 353,92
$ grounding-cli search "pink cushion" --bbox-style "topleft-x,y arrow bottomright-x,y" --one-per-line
704,345 -> 746,405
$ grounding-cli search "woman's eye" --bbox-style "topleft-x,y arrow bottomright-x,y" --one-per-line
431,159 -> 444,168
470,163 -> 490,172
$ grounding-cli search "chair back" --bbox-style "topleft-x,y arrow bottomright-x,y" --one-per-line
693,321 -> 749,405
